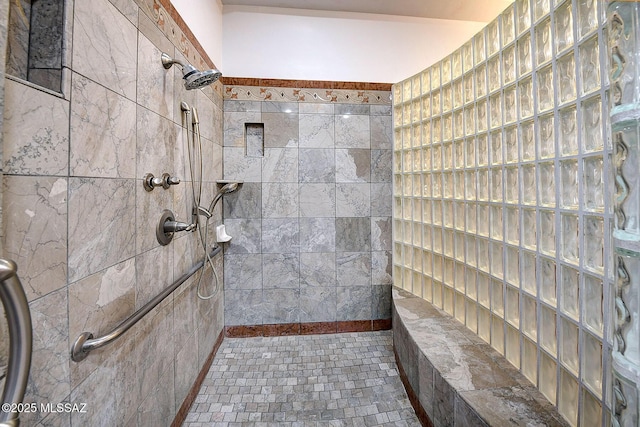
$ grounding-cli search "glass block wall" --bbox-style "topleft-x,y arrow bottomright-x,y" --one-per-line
392,0 -> 611,425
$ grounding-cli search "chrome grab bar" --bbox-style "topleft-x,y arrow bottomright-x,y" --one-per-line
0,259 -> 32,427
71,246 -> 222,362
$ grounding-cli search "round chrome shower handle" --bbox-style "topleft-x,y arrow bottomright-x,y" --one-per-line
143,173 -> 180,191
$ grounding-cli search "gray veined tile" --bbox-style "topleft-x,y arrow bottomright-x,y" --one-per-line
336,183 -> 371,217
263,112 -> 299,147
299,183 -> 336,218
262,147 -> 298,182
336,149 -> 371,183
262,218 -> 300,253
336,217 -> 371,252
371,217 -> 393,251
136,106 -> 178,177
223,147 -> 262,183
224,111 -> 261,147
300,287 -> 337,322
137,33 -> 173,120
371,183 -> 393,216
262,183 -> 299,218
335,114 -> 370,149
299,148 -> 335,183
263,288 -> 300,324
370,115 -> 393,149
262,253 -> 300,289
222,218 -> 262,254
337,252 -> 372,287
299,114 -> 335,148
300,217 -> 336,253
300,252 -> 336,287
224,253 -> 263,290
337,286 -> 372,321
372,251 -> 393,286
371,149 -> 393,182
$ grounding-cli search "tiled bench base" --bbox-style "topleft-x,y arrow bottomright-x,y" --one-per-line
392,287 -> 570,427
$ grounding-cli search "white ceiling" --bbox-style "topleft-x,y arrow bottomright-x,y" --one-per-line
221,0 -> 514,22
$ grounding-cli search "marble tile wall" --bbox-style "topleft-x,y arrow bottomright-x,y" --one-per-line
1,0 -> 224,425
222,89 -> 393,327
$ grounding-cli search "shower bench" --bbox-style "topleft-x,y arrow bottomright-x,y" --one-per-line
392,287 -> 570,427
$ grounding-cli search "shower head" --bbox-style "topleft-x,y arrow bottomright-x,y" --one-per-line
207,181 -> 243,214
161,52 -> 222,90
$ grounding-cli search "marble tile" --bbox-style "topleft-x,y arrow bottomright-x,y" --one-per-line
262,147 -> 298,182
262,101 -> 299,113
299,183 -> 336,217
222,218 -> 262,254
72,0 -> 137,99
371,182 -> 393,216
137,6 -> 171,54
137,32 -> 173,120
335,114 -> 370,149
262,253 -> 300,289
336,217 -> 371,252
299,103 -> 334,114
300,217 -> 336,253
68,178 -> 135,282
372,217 -> 393,251
223,100 -> 261,112
262,182 -> 299,218
223,182 -> 262,219
336,183 -> 371,217
372,250 -> 393,285
135,177 -> 174,253
433,370 -> 455,427
337,252 -> 372,287
70,73 -> 136,178
137,363 -> 176,425
262,218 -> 300,253
223,147 -> 262,183
300,252 -> 336,287
337,286 -> 372,321
194,89 -> 216,142
370,115 -> 393,150
371,104 -> 392,116
299,114 -> 334,148
224,111 -> 261,147
336,149 -> 371,182
371,149 -> 393,182
3,79 -> 69,175
109,0 -> 138,25
174,333 -> 199,417
299,148 -> 335,182
2,176 -> 67,301
172,278 -> 199,355
335,104 -> 370,115
223,254 -> 262,290
136,106 -> 179,180
263,288 -> 300,324
22,289 -> 70,426
135,244 -> 173,309
418,351 -> 435,422
263,112 -> 299,147
454,394 -> 489,427
372,284 -> 392,319
300,287 -> 337,322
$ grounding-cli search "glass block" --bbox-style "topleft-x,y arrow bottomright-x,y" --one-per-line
584,215 -> 604,273
442,84 -> 452,113
478,203 -> 489,236
522,165 -> 537,206
467,204 -> 478,235
503,45 -> 517,86
583,273 -> 604,335
394,106 -> 403,129
433,254 -> 443,280
403,79 -> 412,102
444,200 -> 454,228
464,106 -> 475,136
393,83 -> 403,104
403,243 -> 412,267
578,0 -> 598,39
412,148 -> 421,173
614,120 -> 640,238
492,315 -> 505,354
421,96 -> 431,121
491,241 -> 504,279
452,49 -> 462,80
506,206 -> 520,245
490,130 -> 503,165
413,235 -> 423,266
506,324 -> 520,368
540,256 -> 557,306
465,171 -> 476,200
433,117 -> 442,144
506,167 -> 519,204
465,139 -> 476,169
466,299 -> 478,333
423,198 -> 432,222
540,352 -> 557,406
455,231 -> 465,260
433,173 -> 442,198
454,140 -> 464,169
518,33 -> 533,76
582,96 -> 603,152
477,169 -> 488,202
519,77 -> 534,119
559,105 -> 578,156
421,69 -> 431,96
538,113 -> 555,159
476,63 -> 487,98
442,57 -> 452,85
534,0 -> 551,22
540,304 -> 557,355
412,74 -> 422,99
561,214 -> 579,265
491,205 -> 504,240
504,86 -> 517,124
403,174 -> 412,197
488,56 -> 502,93
537,65 -> 554,112
412,125 -> 422,148
444,256 -> 454,285
492,278 -> 505,317
403,267 -> 412,291
504,125 -> 518,163
582,331 -> 603,396
522,251 -> 537,295
478,272 -> 490,307
455,291 -> 466,323
491,168 -> 503,203
478,239 -> 490,272
539,162 -> 555,207
580,35 -> 601,95
557,52 -> 577,104
522,294 -> 537,339
433,280 -> 443,308
516,0 -> 532,35
432,62 -> 441,90
464,73 -> 474,105
478,306 -> 491,343
477,99 -> 488,132
423,146 -> 432,172
535,18 -> 552,66
560,317 -> 579,375
503,6 -> 516,47
560,159 -> 579,208
478,133 -> 489,166
504,283 -> 519,326
433,200 -> 443,225
423,121 -> 432,147
506,246 -> 520,286
463,41 -> 473,73
443,114 -> 453,141
518,120 -> 534,162
474,30 -> 487,65
453,79 -> 463,109
581,388 -> 602,427
412,271 -> 423,296
403,127 -> 411,149
523,340 -> 540,391
488,18 -> 500,56
443,172 -> 453,197
403,104 -> 411,126
540,209 -> 556,255
554,1 -> 574,54
559,369 -> 579,426
432,90 -> 442,116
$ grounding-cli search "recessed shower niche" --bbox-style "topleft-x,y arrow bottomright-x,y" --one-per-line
6,0 -> 65,93
245,123 -> 264,157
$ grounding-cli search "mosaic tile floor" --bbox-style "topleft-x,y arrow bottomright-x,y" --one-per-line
183,330 -> 420,426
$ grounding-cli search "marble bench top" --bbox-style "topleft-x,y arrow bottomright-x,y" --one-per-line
392,287 -> 570,427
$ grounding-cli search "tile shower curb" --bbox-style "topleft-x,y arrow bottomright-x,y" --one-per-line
392,287 -> 570,427
225,319 -> 392,338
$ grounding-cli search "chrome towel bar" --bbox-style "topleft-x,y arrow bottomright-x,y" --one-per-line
71,246 -> 222,362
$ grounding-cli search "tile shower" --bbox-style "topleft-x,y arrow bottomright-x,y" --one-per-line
392,0 -> 611,425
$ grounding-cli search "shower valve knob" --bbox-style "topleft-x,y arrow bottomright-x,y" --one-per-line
163,174 -> 180,188
143,173 -> 180,191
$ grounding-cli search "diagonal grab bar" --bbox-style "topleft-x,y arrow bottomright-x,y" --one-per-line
71,246 -> 222,362
0,259 -> 32,427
